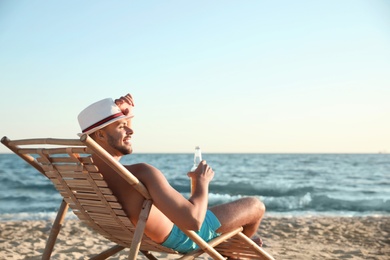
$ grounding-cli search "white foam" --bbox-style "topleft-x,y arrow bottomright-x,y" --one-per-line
0,211 -> 77,222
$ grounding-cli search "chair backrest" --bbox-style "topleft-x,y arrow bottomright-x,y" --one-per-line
1,136 -> 176,253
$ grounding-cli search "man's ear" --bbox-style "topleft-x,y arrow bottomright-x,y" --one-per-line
95,130 -> 105,140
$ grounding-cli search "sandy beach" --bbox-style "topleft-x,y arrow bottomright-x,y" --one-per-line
1,215 -> 389,259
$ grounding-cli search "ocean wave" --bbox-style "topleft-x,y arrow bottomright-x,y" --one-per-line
172,181 -> 316,198
1,192 -> 388,221
1,153 -> 389,220
0,211 -> 77,222
207,192 -> 390,214
309,195 -> 390,213
0,178 -> 56,191
209,182 -> 315,197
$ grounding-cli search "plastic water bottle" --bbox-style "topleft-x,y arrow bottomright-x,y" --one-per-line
190,146 -> 202,195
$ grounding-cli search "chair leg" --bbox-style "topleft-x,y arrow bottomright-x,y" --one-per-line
42,199 -> 69,260
90,245 -> 126,260
181,230 -> 225,260
128,199 -> 153,260
236,232 -> 275,260
140,250 -> 159,260
180,228 -> 242,260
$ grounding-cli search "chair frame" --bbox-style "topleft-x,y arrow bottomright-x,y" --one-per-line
1,135 -> 274,260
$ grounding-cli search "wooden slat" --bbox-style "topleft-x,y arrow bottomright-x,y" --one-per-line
46,169 -> 100,178
19,147 -> 87,155
89,215 -> 115,224
78,199 -> 121,209
96,187 -> 113,195
51,183 -> 94,194
87,172 -> 103,179
91,180 -> 108,187
46,171 -> 103,180
88,211 -> 116,220
83,164 -> 99,172
117,216 -> 133,226
63,197 -> 73,205
83,205 -> 126,215
6,138 -> 83,146
54,164 -> 85,172
37,156 -> 79,164
41,165 -> 54,172
47,172 -> 86,179
62,179 -> 107,188
95,221 -> 122,229
78,156 -> 94,164
71,192 -> 116,201
49,171 -> 90,180
51,179 -> 108,189
88,222 -> 124,234
103,231 -> 135,241
52,179 -> 87,187
54,184 -> 65,192
73,211 -> 89,220
59,186 -> 113,195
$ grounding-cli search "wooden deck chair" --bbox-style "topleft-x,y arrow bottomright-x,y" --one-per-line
1,135 -> 275,260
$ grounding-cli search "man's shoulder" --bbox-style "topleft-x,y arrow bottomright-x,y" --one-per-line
124,162 -> 160,175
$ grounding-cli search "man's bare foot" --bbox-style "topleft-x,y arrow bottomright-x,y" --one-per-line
252,236 -> 263,247
226,236 -> 264,259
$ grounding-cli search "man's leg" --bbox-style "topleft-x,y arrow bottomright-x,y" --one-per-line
209,197 -> 265,239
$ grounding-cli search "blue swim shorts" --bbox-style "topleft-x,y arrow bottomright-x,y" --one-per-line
161,210 -> 221,253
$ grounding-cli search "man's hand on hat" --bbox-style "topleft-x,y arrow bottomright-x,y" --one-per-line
115,94 -> 134,116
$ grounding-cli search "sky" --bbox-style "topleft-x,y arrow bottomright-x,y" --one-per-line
0,0 -> 389,153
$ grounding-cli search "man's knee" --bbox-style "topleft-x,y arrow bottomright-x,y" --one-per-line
245,197 -> 265,215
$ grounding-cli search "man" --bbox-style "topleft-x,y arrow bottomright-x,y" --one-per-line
77,94 -> 265,253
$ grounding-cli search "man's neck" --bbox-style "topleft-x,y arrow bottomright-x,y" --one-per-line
91,154 -> 122,167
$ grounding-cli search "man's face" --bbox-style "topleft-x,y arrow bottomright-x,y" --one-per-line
100,118 -> 134,156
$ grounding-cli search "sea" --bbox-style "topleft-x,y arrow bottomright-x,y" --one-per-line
0,153 -> 389,221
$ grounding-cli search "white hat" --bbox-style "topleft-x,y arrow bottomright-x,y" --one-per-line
78,98 -> 134,135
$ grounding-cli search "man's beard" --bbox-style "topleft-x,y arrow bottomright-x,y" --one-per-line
107,133 -> 132,155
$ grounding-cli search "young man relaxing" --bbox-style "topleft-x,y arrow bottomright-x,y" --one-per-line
77,93 -> 265,253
